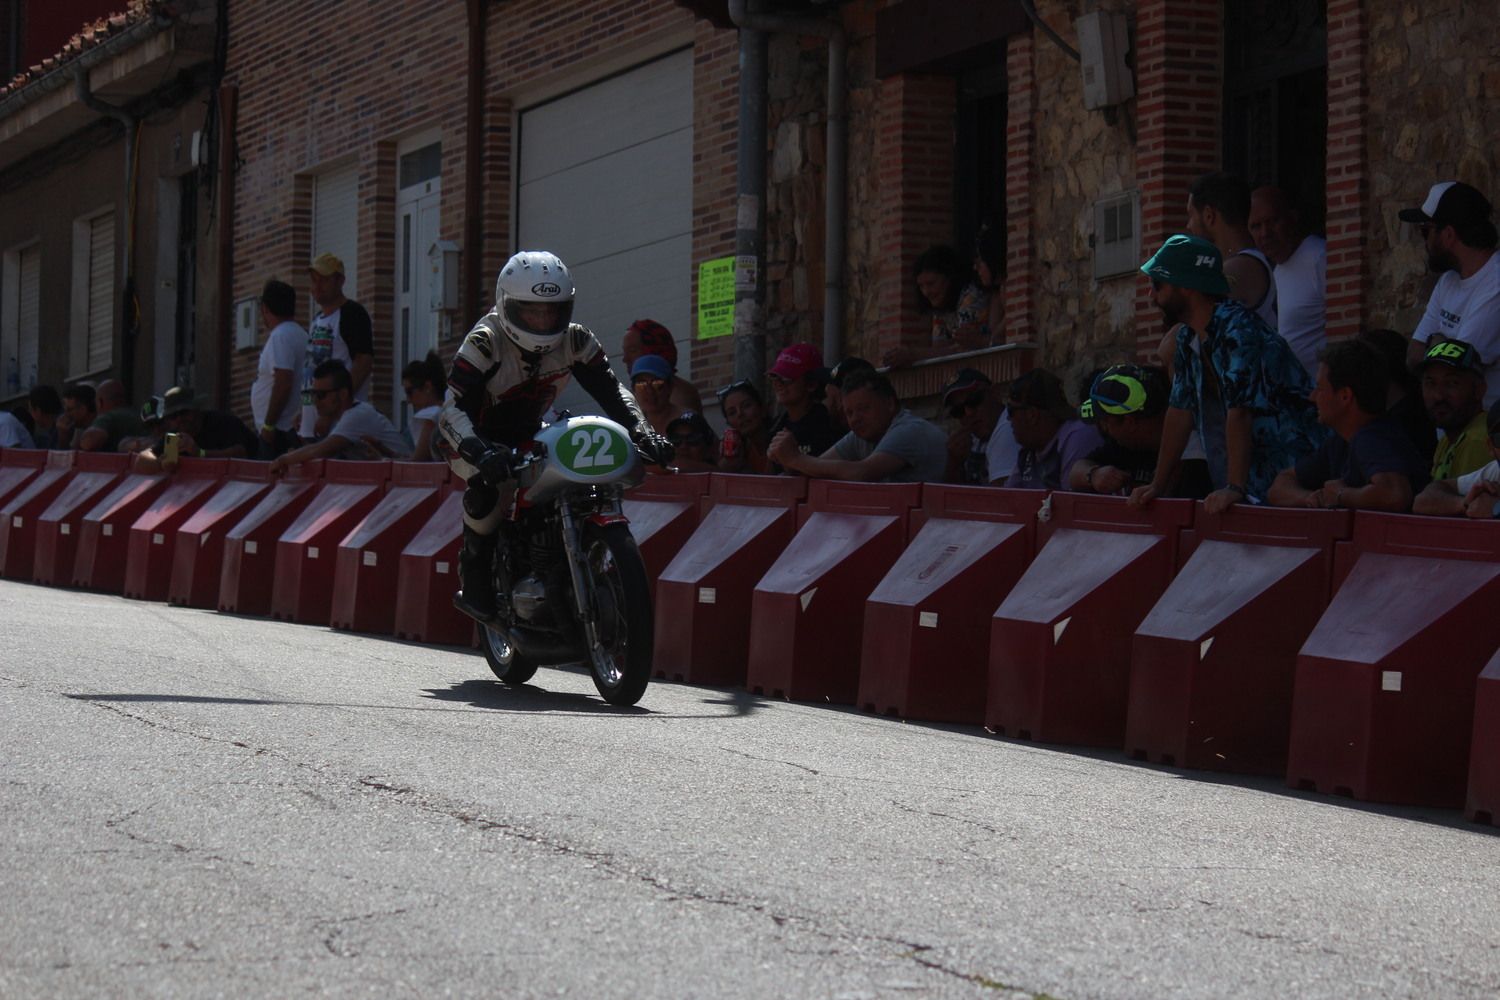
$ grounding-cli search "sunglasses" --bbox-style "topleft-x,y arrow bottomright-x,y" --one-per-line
716,379 -> 756,400
948,388 -> 988,420
633,377 -> 668,390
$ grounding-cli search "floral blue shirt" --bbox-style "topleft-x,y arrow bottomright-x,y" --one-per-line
1168,298 -> 1325,498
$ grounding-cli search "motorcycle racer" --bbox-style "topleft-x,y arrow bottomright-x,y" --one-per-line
438,250 -> 673,621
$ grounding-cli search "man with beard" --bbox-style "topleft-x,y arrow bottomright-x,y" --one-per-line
1417,339 -> 1491,480
1400,181 -> 1500,406
1129,235 -> 1322,514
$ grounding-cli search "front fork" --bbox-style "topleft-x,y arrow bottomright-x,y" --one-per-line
557,503 -> 602,655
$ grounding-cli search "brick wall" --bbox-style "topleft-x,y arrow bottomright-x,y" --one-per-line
225,0 -> 736,421
690,21 -> 740,394
1003,32 -> 1036,348
873,72 -> 957,359
1324,0 -> 1367,342
224,0 -> 470,421
1133,0 -> 1223,359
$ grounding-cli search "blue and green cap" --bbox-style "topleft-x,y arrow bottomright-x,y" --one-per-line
1140,234 -> 1230,296
1089,364 -> 1166,419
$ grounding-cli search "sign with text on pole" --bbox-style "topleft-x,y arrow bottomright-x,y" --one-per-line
697,256 -> 735,339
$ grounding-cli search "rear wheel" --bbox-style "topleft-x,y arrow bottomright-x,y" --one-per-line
580,522 -> 653,706
481,624 -> 539,686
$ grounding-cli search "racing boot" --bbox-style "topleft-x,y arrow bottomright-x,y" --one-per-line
453,525 -> 498,623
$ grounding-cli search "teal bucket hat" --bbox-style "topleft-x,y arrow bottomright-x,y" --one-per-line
1140,234 -> 1231,296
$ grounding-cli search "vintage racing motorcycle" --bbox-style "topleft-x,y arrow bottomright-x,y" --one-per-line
470,414 -> 656,706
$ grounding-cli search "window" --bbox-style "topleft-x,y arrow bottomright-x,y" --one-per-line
1,243 -> 40,399
1223,1 -> 1328,231
69,210 -> 115,377
1093,190 -> 1140,280
954,63 -> 1007,264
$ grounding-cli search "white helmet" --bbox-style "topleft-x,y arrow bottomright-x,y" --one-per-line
493,250 -> 575,355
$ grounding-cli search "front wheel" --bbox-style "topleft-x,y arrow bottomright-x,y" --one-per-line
481,624 -> 539,686
579,522 -> 653,706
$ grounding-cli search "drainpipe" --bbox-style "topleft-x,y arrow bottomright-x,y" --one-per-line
215,84 -> 238,409
464,0 -> 487,324
727,0 -> 848,370
75,66 -> 140,396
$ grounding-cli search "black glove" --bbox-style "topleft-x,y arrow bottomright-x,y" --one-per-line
633,430 -> 675,467
458,436 -> 515,485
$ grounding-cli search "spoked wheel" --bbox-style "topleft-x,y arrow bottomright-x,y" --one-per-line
481,623 -> 539,686
579,522 -> 653,706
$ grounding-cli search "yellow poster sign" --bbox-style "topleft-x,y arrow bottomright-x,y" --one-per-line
697,257 -> 735,339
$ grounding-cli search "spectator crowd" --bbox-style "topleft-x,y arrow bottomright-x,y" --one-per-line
6,173 -> 1500,526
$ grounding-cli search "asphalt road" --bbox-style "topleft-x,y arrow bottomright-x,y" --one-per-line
2,578 -> 1498,999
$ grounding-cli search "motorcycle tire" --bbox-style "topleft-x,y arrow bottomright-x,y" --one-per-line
480,623 -> 539,686
579,521 -> 653,706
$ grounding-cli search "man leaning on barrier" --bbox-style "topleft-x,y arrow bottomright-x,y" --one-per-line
1266,340 -> 1428,512
1414,398 -> 1500,518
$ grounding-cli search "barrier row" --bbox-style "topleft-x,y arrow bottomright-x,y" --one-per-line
5,446 -> 1499,823
629,471 -> 1500,822
0,449 -> 473,649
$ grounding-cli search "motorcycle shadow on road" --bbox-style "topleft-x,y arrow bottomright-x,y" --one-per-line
422,677 -> 650,715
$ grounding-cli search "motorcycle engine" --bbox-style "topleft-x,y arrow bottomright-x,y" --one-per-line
511,575 -> 547,621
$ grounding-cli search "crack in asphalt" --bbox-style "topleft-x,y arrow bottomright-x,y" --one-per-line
351,776 -> 1060,998
24,672 -> 1061,998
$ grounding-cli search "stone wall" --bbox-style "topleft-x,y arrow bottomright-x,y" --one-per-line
1365,2 -> 1500,334
1027,0 -> 1140,398
761,1 -> 887,367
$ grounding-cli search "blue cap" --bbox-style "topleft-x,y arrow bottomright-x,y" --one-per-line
630,354 -> 673,381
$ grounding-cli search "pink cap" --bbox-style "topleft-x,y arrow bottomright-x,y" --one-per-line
768,342 -> 823,381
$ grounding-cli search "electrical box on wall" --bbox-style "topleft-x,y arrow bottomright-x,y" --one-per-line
1077,11 -> 1134,110
1093,190 -> 1140,280
428,240 -> 461,313
234,297 -> 258,350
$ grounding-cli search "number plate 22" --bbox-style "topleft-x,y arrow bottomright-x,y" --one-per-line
556,425 -> 629,476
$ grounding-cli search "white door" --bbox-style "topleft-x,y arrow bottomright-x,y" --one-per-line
394,141 -> 442,427
517,49 -> 693,417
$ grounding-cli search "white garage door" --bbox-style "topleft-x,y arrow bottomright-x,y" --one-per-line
517,49 -> 693,414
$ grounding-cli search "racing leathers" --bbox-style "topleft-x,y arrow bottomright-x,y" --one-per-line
437,310 -> 664,619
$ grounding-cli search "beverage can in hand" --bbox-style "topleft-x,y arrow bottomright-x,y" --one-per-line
721,427 -> 741,460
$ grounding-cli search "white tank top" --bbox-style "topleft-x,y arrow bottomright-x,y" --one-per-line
1234,247 -> 1278,329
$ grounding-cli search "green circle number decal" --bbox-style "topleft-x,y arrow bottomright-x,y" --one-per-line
555,425 -> 630,476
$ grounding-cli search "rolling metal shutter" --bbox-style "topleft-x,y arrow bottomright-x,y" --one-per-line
313,167 -> 359,298
18,245 -> 39,388
518,49 -> 693,401
85,211 -> 114,374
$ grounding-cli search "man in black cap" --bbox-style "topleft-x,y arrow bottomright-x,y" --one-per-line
1417,339 -> 1491,481
1414,398 -> 1500,517
1400,181 -> 1500,404
1004,368 -> 1102,490
133,386 -> 259,472
939,368 -> 1017,485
